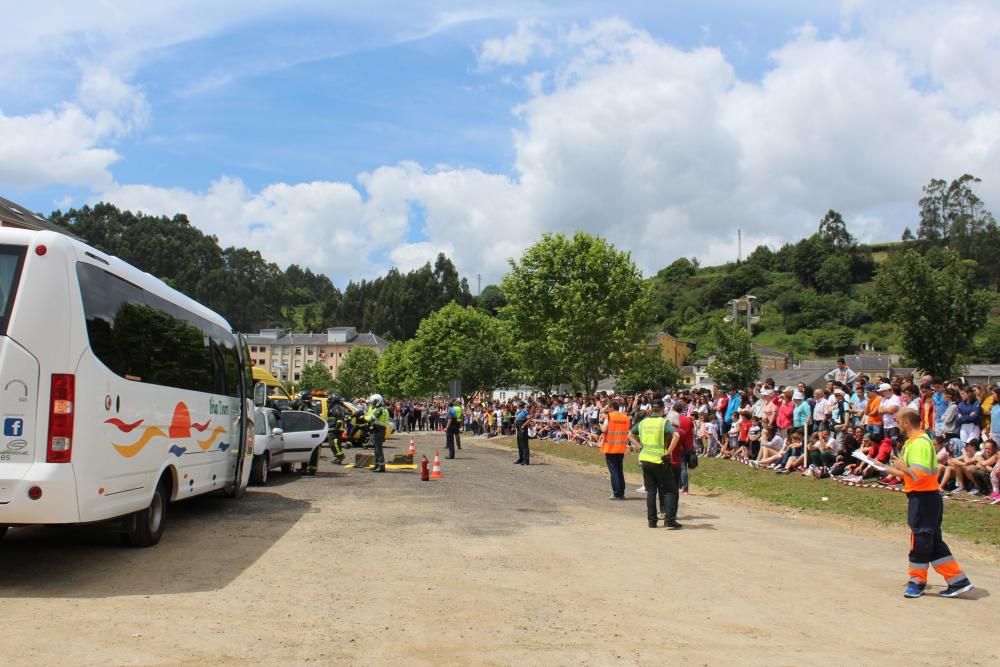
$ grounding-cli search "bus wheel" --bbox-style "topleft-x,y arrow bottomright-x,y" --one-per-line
251,453 -> 269,485
126,478 -> 169,547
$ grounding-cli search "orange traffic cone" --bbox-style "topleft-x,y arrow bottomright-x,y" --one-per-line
430,451 -> 444,479
407,438 -> 416,456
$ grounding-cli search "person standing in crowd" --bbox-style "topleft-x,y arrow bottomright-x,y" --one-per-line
674,402 -> 695,495
723,386 -> 741,440
864,384 -> 884,442
878,383 -> 902,443
514,402 -> 531,465
883,409 -> 974,599
600,399 -> 631,500
792,391 -> 811,436
629,401 -> 682,529
825,357 -> 858,386
957,386 -> 982,445
444,399 -> 461,459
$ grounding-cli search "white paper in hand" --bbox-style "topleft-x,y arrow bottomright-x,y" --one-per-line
851,449 -> 887,472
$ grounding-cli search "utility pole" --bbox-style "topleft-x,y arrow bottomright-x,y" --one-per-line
737,229 -> 742,262
477,273 -> 481,297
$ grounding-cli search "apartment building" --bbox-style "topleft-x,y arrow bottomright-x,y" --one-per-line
243,327 -> 388,384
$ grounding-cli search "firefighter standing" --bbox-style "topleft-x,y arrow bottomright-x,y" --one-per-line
884,409 -> 974,598
366,394 -> 390,473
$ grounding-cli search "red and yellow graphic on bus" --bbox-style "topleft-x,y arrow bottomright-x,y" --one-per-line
106,401 -> 228,458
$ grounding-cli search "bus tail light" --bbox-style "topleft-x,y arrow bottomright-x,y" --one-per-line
47,374 -> 75,463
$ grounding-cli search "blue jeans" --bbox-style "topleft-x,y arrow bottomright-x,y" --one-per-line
605,453 -> 625,498
680,458 -> 689,492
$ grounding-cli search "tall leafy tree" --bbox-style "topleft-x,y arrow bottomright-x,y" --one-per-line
502,232 -> 651,393
375,341 -> 414,398
298,361 -> 334,392
334,347 -> 380,400
616,346 -> 683,393
706,322 -> 760,389
408,303 -> 514,396
867,249 -> 988,378
818,209 -> 853,250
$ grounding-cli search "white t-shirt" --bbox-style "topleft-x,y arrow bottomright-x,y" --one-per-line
812,397 -> 828,422
881,394 -> 902,429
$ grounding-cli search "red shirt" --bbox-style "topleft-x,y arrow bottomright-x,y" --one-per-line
738,420 -> 752,441
672,414 -> 694,466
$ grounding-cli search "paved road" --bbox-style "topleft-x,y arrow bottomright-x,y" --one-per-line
1,432 -> 997,666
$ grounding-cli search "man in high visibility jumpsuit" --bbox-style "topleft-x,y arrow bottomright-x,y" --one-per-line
628,401 -> 682,529
366,394 -> 390,473
883,409 -> 974,598
600,399 -> 631,500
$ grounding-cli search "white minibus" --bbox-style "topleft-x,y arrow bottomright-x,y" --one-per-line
0,228 -> 254,546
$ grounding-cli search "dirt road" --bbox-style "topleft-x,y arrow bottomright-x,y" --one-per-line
1,432 -> 997,666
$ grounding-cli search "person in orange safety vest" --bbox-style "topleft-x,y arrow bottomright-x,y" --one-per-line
883,409 -> 975,599
600,399 -> 631,500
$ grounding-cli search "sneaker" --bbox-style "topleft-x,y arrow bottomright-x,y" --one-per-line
750,460 -> 759,469
989,492 -> 1000,500
636,486 -> 646,494
938,580 -> 974,598
968,489 -> 980,496
681,489 -> 688,495
665,520 -> 682,530
657,512 -> 667,520
903,582 -> 926,598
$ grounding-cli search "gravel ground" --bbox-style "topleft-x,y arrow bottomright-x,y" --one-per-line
1,431 -> 997,666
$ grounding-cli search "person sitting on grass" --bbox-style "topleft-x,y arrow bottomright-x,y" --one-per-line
857,437 -> 895,481
752,426 -> 785,468
989,454 -> 1000,503
956,438 -> 997,496
842,433 -> 874,479
943,440 -> 982,493
774,431 -> 806,473
748,415 -> 764,461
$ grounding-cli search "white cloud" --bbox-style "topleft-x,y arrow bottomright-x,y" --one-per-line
8,4 -> 1000,290
0,70 -> 147,189
479,19 -> 551,66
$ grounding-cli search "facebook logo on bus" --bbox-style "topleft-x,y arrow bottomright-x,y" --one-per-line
4,418 -> 24,437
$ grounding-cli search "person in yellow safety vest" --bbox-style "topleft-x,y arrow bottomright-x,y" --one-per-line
600,399 -> 631,500
883,408 -> 974,599
445,399 -> 462,459
366,394 -> 390,473
628,401 -> 682,529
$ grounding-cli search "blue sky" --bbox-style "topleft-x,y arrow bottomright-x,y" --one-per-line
2,1 -> 999,285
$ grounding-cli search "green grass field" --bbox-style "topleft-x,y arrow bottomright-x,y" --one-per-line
487,436 -> 1000,547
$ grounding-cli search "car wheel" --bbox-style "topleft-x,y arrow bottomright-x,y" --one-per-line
126,478 -> 169,547
251,453 -> 269,485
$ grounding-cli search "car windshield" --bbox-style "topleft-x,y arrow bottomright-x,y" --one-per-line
0,246 -> 26,336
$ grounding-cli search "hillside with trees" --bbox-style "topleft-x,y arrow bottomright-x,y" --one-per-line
50,203 -> 472,338
649,175 -> 1000,371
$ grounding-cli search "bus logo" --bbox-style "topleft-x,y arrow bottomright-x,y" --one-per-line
3,418 -> 24,437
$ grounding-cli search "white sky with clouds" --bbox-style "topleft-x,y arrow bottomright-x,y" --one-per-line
2,0 -> 999,286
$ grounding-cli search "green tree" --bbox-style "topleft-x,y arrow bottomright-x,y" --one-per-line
974,320 -> 1000,363
334,347 -> 380,400
616,346 -> 683,393
818,209 -> 853,250
408,303 -> 514,396
867,249 -> 988,378
375,340 -> 414,398
502,232 -> 651,393
298,361 -> 334,392
815,254 -> 852,294
706,322 -> 760,389
475,284 -> 507,316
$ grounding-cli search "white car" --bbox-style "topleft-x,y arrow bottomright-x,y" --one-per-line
251,407 -> 328,484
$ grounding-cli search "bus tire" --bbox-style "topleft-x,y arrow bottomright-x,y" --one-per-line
126,478 -> 169,548
251,453 -> 269,485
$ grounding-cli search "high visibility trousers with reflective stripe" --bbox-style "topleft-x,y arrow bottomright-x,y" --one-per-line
907,491 -> 967,586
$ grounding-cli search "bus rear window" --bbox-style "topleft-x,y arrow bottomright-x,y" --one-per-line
0,245 -> 26,336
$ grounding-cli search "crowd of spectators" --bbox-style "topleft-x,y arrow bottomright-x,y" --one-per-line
389,358 -> 1000,505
